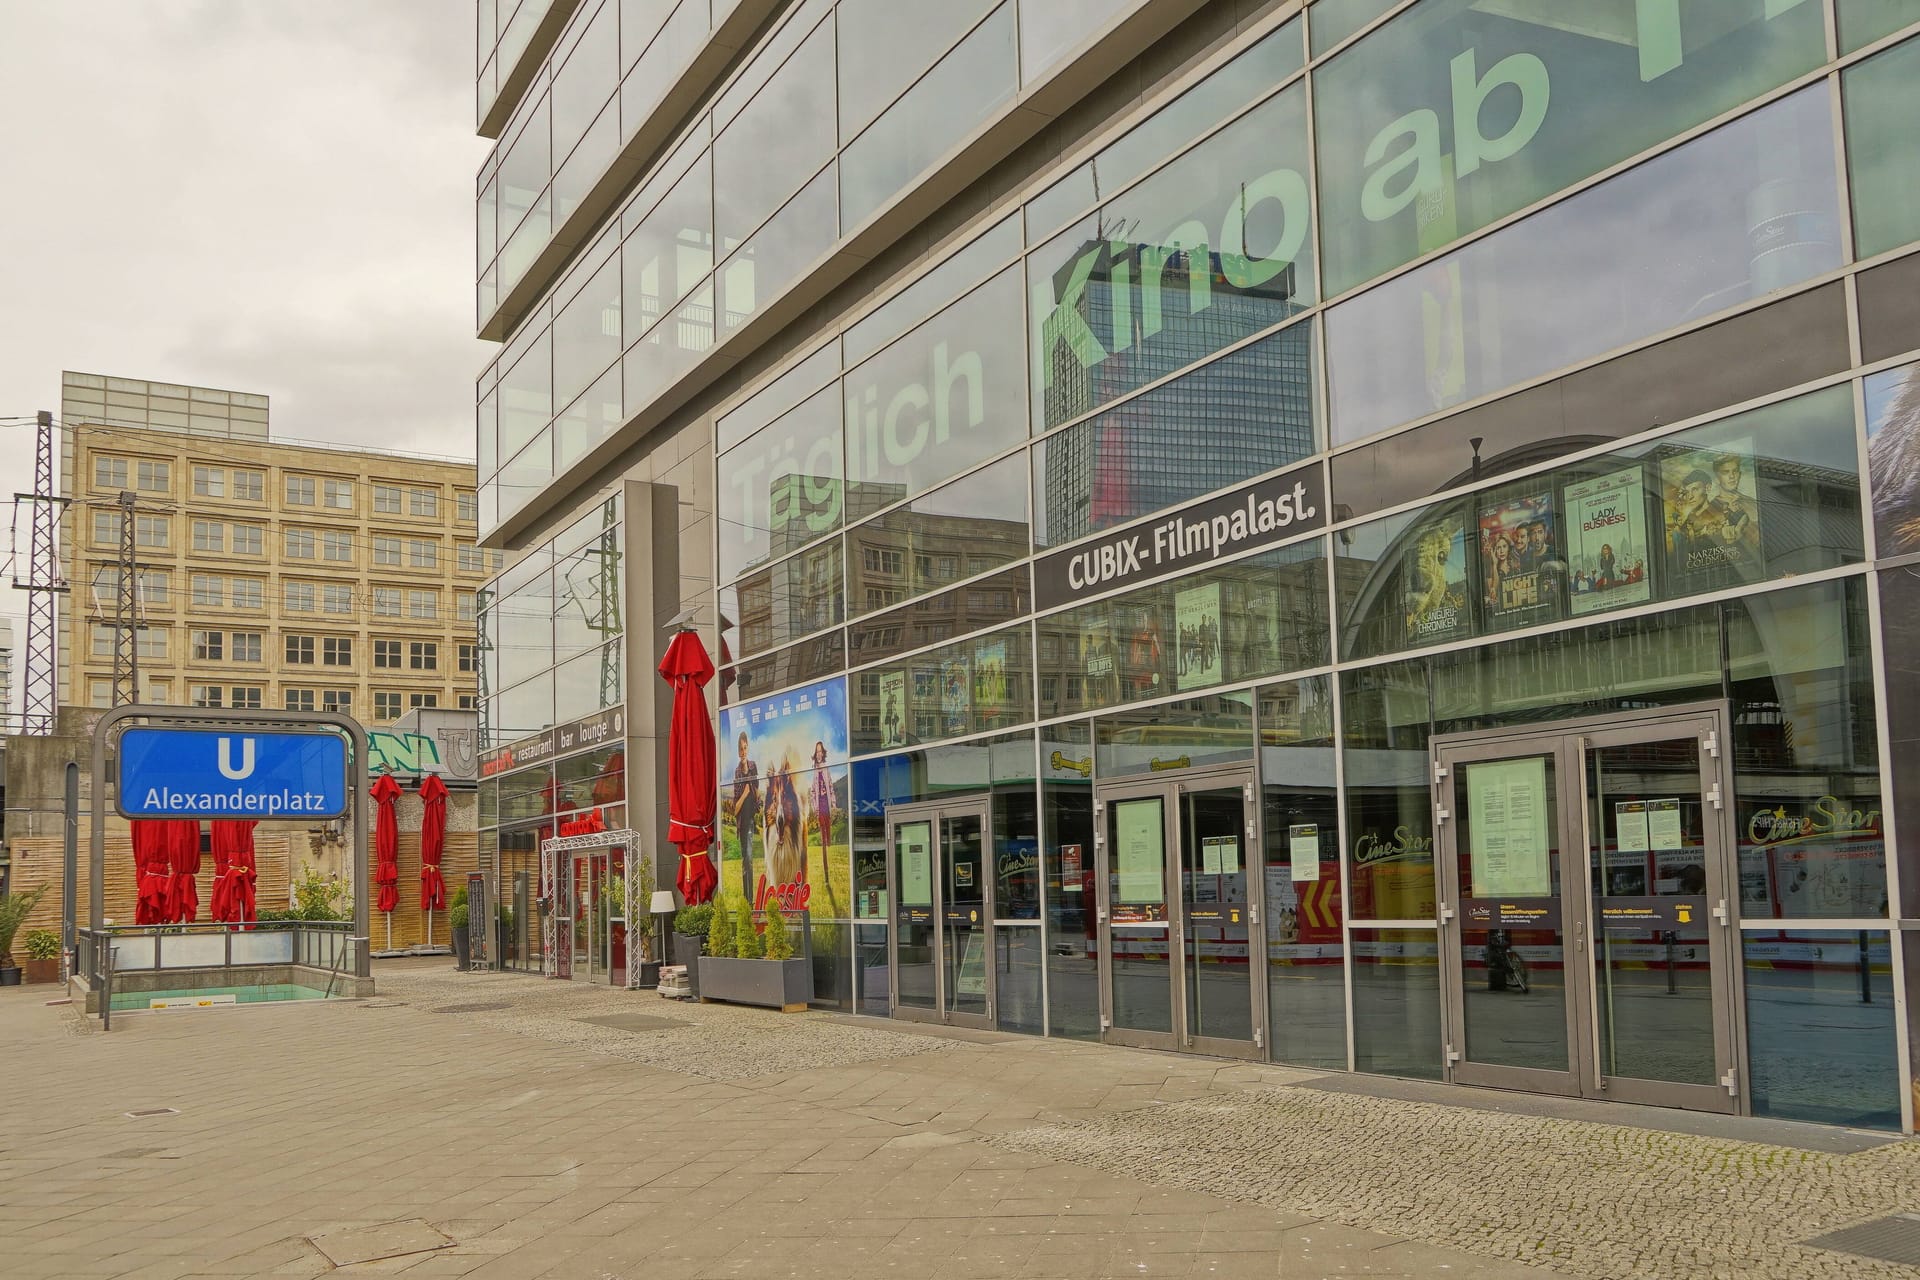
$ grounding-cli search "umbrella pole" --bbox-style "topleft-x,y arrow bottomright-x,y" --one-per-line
425,908 -> 433,949
385,913 -> 392,953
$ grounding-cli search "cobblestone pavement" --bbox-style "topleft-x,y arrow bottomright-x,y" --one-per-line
0,959 -> 1915,1279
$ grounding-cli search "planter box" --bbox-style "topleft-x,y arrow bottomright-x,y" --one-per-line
696,956 -> 810,1011
22,958 -> 60,985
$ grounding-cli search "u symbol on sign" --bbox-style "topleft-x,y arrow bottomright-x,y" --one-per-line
217,737 -> 256,781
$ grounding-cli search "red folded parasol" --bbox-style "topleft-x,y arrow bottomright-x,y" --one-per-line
372,773 -> 401,915
659,629 -> 718,905
208,820 -> 258,925
166,820 -> 202,923
419,774 -> 448,911
132,820 -> 170,925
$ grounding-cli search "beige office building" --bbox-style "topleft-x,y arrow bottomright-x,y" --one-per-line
58,371 -> 491,723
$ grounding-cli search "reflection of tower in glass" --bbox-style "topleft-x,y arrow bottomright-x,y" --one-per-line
1746,176 -> 1837,295
1038,241 -> 1311,546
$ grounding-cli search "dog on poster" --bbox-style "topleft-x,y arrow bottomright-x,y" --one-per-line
763,755 -> 808,890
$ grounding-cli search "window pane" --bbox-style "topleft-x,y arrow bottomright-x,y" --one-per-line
1313,0 -> 1826,295
1017,0 -> 1129,82
844,266 -> 1027,512
719,539 -> 846,659
1744,930 -> 1899,1128
1327,86 -> 1839,447
847,624 -> 1031,754
1843,34 -> 1920,261
712,16 -> 834,252
553,257 -> 622,407
719,162 -> 836,334
499,330 -> 553,459
719,382 -> 843,585
622,152 -> 713,343
1309,0 -> 1394,55
552,0 -> 616,162
844,453 -> 1029,619
1351,927 -> 1442,1079
1029,83 -> 1314,433
837,0 -> 998,140
839,5 -> 1017,231
1838,0 -> 1918,53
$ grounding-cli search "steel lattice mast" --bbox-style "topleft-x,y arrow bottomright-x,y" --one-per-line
12,410 -> 68,734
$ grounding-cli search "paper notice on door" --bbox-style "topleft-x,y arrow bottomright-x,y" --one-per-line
900,822 -> 933,906
1467,757 -> 1553,897
1289,824 -> 1321,881
1202,837 -> 1222,875
1615,800 -> 1650,853
1202,835 -> 1239,875
1114,798 -> 1165,904
1648,797 -> 1684,851
1059,844 -> 1083,892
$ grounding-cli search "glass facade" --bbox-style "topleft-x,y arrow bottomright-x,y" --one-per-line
480,0 -> 1920,1129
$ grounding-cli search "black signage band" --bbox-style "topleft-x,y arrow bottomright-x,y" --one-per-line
1033,462 -> 1328,611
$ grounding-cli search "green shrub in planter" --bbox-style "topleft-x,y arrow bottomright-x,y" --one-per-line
733,907 -> 763,959
23,930 -> 60,961
674,902 -> 713,939
762,902 -> 793,961
707,901 -> 735,957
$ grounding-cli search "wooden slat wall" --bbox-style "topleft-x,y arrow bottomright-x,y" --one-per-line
371,832 -> 481,952
7,833 -> 295,936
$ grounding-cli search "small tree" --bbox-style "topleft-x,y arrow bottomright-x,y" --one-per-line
706,899 -> 735,957
0,885 -> 50,969
761,900 -> 793,961
291,864 -> 349,921
733,906 -> 763,959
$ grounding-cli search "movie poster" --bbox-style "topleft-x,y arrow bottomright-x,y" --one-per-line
973,641 -> 1007,720
1661,440 -> 1765,589
1866,360 -> 1920,556
1175,582 -> 1223,690
1477,492 -> 1559,629
1403,511 -> 1470,646
940,657 -> 971,736
1563,467 -> 1653,617
718,678 -> 851,920
877,670 -> 907,749
1082,618 -> 1121,708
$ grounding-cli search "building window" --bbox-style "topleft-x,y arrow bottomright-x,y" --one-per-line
323,584 -> 353,614
373,536 -> 402,566
192,521 -> 225,553
193,466 -> 225,498
373,588 -> 402,616
190,684 -> 223,708
231,632 -> 262,662
409,641 -> 438,670
284,688 -> 316,712
94,457 -> 128,489
863,547 -> 902,575
323,479 -> 354,509
192,575 -> 225,608
285,634 -> 315,665
192,630 -> 224,661
231,523 -> 263,555
138,570 -> 170,605
230,578 -> 264,610
230,686 -> 262,709
322,531 -> 353,563
457,542 -> 485,573
408,590 -> 438,620
456,592 -> 476,622
457,491 -> 478,523
91,511 -> 115,545
322,636 -> 352,667
283,581 -> 315,612
233,470 -> 263,501
373,484 -> 402,514
90,624 -> 114,658
458,642 -> 475,673
409,488 -> 438,517
285,475 -> 315,505
374,690 -> 402,719
407,538 -> 437,569
374,639 -> 403,668
322,689 -> 352,713
136,628 -> 168,660
458,693 -> 475,710
409,692 -> 439,709
135,516 -> 169,548
89,679 -> 112,708
284,528 -> 315,558
136,460 -> 170,493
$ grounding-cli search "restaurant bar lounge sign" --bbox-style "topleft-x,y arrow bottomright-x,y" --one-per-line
1034,462 -> 1328,610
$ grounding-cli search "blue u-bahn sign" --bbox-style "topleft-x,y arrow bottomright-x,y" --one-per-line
117,728 -> 349,819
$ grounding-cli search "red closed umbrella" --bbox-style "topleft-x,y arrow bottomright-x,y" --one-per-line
132,821 -> 170,925
659,629 -> 718,905
372,773 -> 401,918
419,774 -> 448,911
209,820 -> 258,925
166,820 -> 201,923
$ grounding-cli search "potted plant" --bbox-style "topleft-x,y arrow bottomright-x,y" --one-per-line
696,901 -> 812,1011
0,885 -> 50,987
449,886 -> 471,972
21,929 -> 61,985
672,902 -> 713,969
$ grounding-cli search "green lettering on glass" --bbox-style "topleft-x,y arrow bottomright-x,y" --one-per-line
846,340 -> 987,482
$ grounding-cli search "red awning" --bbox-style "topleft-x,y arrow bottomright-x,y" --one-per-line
166,820 -> 202,923
419,773 -> 449,911
659,629 -> 717,906
132,820 -> 170,925
209,820 -> 258,925
372,772 -> 402,915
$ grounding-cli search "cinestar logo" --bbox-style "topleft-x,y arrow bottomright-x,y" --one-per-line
1065,537 -> 1144,591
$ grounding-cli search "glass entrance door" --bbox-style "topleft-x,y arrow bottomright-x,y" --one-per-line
886,799 -> 994,1028
1435,708 -> 1739,1113
1097,773 -> 1264,1058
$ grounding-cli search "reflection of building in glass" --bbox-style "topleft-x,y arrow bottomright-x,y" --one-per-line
845,505 -> 1029,618
1037,245 -> 1311,547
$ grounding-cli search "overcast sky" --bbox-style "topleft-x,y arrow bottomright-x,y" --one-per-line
0,1 -> 487,708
